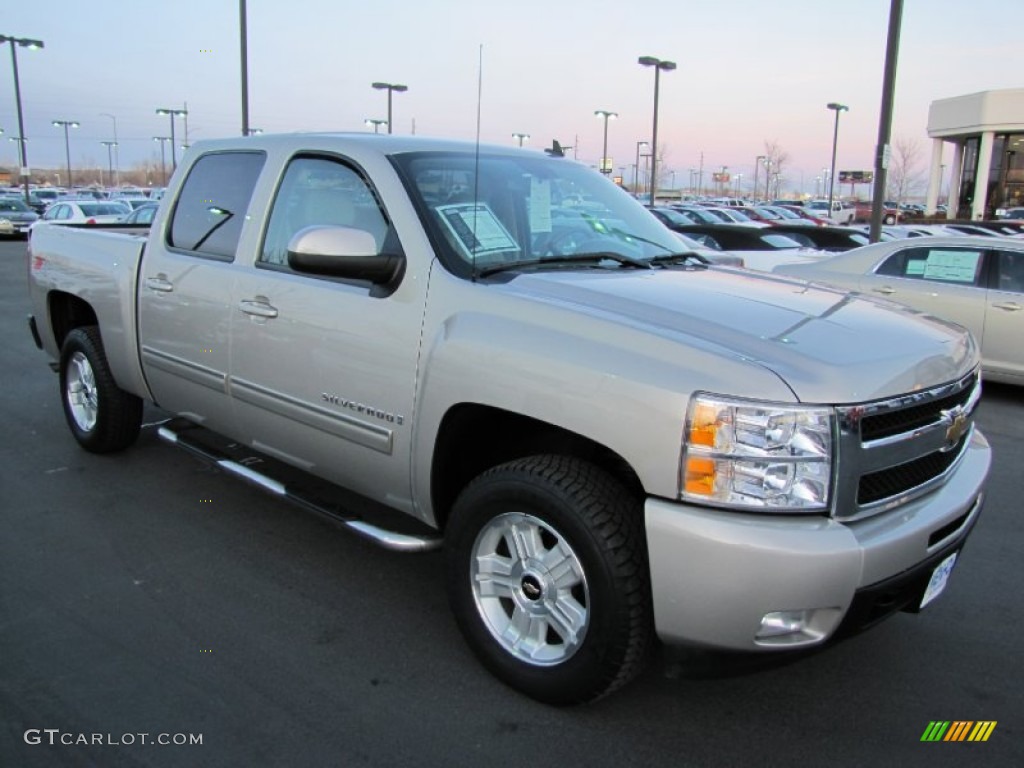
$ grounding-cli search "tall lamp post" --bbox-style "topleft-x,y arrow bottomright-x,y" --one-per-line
1,34 -> 44,203
371,82 -> 407,135
634,140 -> 648,195
153,136 -> 171,185
763,157 -> 773,202
594,109 -> 617,175
100,140 -> 117,188
155,107 -> 187,171
754,155 -> 766,202
511,132 -> 529,147
638,55 -> 676,205
826,102 -> 849,213
52,120 -> 79,188
99,112 -> 119,187
365,119 -> 388,134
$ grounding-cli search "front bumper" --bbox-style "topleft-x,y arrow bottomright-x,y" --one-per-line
644,429 -> 990,651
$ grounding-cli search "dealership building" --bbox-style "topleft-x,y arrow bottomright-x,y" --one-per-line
925,88 -> 1024,219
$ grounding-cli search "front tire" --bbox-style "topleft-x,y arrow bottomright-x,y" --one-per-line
446,455 -> 652,705
59,326 -> 143,453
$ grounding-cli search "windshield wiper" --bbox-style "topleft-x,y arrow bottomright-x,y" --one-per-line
478,252 -> 652,278
649,251 -> 708,267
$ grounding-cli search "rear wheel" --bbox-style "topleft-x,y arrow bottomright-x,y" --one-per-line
446,455 -> 652,704
59,326 -> 142,453
883,214 -> 897,225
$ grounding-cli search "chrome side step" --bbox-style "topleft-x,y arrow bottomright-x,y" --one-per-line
157,420 -> 441,553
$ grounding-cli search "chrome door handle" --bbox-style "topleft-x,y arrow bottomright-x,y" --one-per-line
872,286 -> 895,295
992,301 -> 1022,312
238,298 -> 279,318
145,274 -> 173,292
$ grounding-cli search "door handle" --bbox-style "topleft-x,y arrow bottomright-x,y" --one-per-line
872,286 -> 895,295
238,298 -> 279,319
992,301 -> 1022,312
145,274 -> 173,292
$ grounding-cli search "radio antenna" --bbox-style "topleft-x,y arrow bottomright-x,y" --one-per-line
471,43 -> 483,281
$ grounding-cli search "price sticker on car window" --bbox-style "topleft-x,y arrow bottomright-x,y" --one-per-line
436,202 -> 520,261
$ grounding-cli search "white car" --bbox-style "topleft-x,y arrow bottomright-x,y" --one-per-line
775,236 -> 1024,384
35,200 -> 130,228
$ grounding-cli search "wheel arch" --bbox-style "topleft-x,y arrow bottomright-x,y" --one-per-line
430,403 -> 644,533
47,290 -> 99,351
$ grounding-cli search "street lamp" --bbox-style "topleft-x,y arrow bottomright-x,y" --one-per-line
511,132 -> 529,147
763,157 -> 773,202
371,81 -> 407,135
826,102 -> 849,213
634,140 -> 649,195
594,109 -> 617,175
52,119 -> 79,188
365,119 -> 388,134
99,112 -> 119,187
156,107 -> 187,170
754,155 -> 766,202
245,127 -> 264,136
153,136 -> 171,185
734,173 -> 743,198
1,34 -> 44,202
100,140 -> 117,187
638,55 -> 676,205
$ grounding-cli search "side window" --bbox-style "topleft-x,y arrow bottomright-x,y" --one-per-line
876,247 -> 983,285
996,250 -> 1024,293
168,151 -> 265,259
260,155 -> 389,268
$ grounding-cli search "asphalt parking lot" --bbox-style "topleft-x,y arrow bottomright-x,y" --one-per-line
0,236 -> 1020,767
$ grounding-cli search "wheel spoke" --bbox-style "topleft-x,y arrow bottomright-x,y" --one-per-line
544,543 -> 583,590
507,521 -> 542,563
474,553 -> 517,598
547,593 -> 587,647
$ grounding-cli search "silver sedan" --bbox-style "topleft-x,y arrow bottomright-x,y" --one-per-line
774,236 -> 1024,384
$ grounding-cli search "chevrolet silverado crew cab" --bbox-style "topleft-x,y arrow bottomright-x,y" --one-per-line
27,134 -> 990,704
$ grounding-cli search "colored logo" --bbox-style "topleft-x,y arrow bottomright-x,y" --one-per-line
921,721 -> 997,742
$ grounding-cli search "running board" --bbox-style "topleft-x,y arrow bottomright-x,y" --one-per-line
156,419 -> 441,553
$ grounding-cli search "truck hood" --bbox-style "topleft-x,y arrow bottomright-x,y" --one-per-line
501,267 -> 977,403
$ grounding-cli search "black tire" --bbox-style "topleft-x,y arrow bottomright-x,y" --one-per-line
59,326 -> 143,453
446,455 -> 652,705
884,214 -> 896,225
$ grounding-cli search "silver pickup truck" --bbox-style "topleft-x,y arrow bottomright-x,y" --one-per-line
27,134 -> 990,704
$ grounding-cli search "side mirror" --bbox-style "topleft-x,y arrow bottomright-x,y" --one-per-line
286,225 -> 403,284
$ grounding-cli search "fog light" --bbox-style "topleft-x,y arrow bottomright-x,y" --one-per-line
757,610 -> 810,639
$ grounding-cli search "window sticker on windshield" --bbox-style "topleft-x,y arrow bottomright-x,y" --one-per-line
436,202 -> 521,260
922,250 -> 981,283
529,178 -> 552,233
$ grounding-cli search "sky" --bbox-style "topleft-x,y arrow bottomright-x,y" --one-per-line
2,0 -> 1021,195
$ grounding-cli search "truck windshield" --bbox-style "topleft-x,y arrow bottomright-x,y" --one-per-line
391,151 -> 683,278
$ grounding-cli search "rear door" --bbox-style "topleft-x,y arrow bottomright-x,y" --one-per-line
137,151 -> 266,435
982,248 -> 1024,380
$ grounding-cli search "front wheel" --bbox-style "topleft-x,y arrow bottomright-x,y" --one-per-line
883,214 -> 897,225
59,326 -> 143,453
446,455 -> 652,705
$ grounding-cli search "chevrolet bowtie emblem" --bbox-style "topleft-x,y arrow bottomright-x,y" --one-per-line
940,406 -> 969,450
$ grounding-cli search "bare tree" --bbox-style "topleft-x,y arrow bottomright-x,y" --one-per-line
760,140 -> 789,199
887,136 -> 924,205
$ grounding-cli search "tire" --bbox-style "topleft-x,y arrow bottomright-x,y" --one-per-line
446,455 -> 652,705
884,214 -> 896,225
59,326 -> 143,453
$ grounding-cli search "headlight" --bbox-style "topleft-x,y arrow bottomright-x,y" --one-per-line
680,394 -> 834,512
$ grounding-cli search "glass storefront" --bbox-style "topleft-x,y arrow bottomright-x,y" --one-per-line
956,132 -> 1024,218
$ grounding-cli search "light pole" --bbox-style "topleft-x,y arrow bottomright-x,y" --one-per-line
638,55 -> 676,205
153,136 -> 170,185
365,119 -> 388,134
156,107 -> 187,171
99,112 -> 119,187
100,140 -> 117,187
245,128 -> 263,136
754,155 -> 766,202
826,102 -> 849,213
1,34 -> 44,203
371,82 -> 407,135
511,132 -> 529,147
734,173 -> 743,198
634,140 -> 649,195
52,119 -> 79,188
594,109 -> 617,175
763,157 -> 773,202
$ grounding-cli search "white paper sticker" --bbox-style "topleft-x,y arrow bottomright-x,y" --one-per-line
921,250 -> 981,283
435,202 -> 520,260
529,178 -> 552,233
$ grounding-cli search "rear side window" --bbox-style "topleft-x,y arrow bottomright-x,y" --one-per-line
995,250 -> 1024,293
876,247 -> 983,285
168,151 -> 266,259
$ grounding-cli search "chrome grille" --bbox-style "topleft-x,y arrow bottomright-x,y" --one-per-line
833,370 -> 979,521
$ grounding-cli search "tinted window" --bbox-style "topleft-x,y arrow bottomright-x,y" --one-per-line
260,155 -> 389,268
996,250 -> 1024,293
169,151 -> 265,258
876,247 -> 983,285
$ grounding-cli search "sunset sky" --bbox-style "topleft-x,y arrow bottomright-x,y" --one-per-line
3,0 -> 1020,194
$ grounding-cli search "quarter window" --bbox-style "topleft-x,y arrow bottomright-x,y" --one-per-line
168,151 -> 266,259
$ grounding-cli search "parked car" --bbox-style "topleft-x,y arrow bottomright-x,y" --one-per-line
776,204 -> 830,226
803,199 -> 857,225
122,202 -> 159,225
996,206 -> 1024,220
775,236 -> 1024,384
667,223 -> 823,270
764,224 -> 872,252
700,206 -> 769,227
34,200 -> 130,229
0,197 -> 40,237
